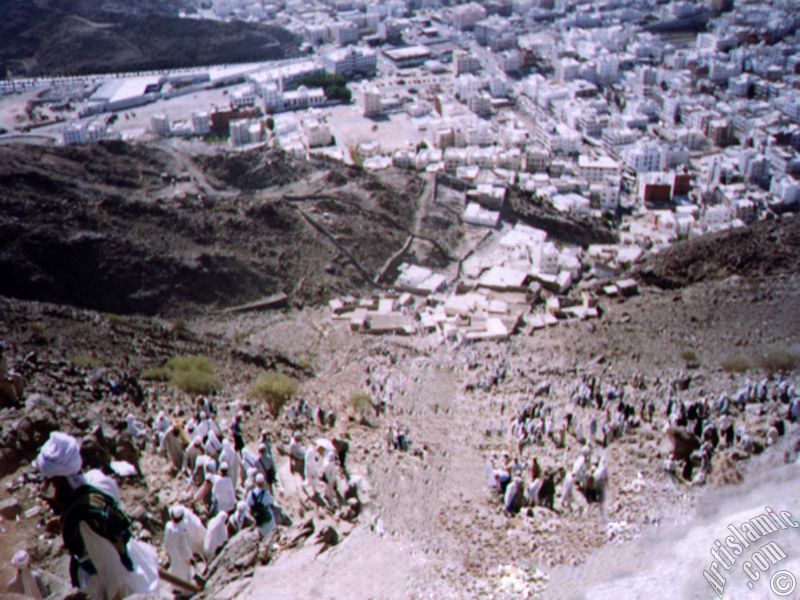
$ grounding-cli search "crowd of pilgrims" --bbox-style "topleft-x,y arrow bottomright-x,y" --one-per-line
485,371 -> 800,516
128,394 -> 363,587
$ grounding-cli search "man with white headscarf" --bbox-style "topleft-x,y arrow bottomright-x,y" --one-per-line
125,414 -> 146,443
303,445 -> 323,496
36,431 -> 159,600
203,510 -> 229,560
204,429 -> 222,459
246,474 -> 275,539
219,438 -> 242,490
171,504 -> 206,558
153,410 -> 171,437
159,423 -> 186,473
183,435 -> 204,477
163,507 -> 194,585
192,454 -> 216,488
211,462 -> 236,515
321,449 -> 339,507
4,550 -> 49,599
227,500 -> 254,536
255,443 -> 276,490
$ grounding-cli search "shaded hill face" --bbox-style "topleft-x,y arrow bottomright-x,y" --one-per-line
637,215 -> 800,288
0,142 -> 421,316
0,0 -> 300,78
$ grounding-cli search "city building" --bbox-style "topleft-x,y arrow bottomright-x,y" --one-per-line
322,47 -> 378,78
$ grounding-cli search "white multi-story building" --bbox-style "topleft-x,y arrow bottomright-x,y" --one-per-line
474,16 -> 515,51
259,82 -> 282,110
304,120 -> 333,147
304,24 -> 330,46
63,122 -> 88,145
451,2 -> 487,30
230,85 -> 257,109
230,119 -> 264,147
282,86 -> 326,110
661,96 -> 681,125
192,111 -> 211,136
150,114 -> 171,137
597,176 -> 621,210
728,74 -> 751,98
526,147 -> 551,172
557,57 -> 581,82
771,175 -> 800,204
602,127 -> 638,147
456,74 -> 482,100
489,78 -> 508,99
661,144 -> 689,170
468,92 -> 492,117
322,47 -> 377,78
596,55 -> 619,84
578,155 -> 620,183
453,50 -> 481,76
623,141 -> 662,173
331,21 -> 360,46
498,49 -> 522,73
362,86 -> 382,117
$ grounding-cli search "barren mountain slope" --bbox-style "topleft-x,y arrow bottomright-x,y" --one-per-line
0,142 -> 427,315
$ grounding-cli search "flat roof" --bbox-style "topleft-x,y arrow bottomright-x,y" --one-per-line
578,155 -> 619,168
384,45 -> 433,62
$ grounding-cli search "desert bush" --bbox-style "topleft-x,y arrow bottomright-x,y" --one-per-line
759,346 -> 800,377
170,318 -> 189,335
721,354 -> 751,373
28,320 -> 49,344
105,313 -> 125,326
350,392 -> 371,413
70,355 -> 100,368
142,354 -> 220,394
680,348 -> 699,368
171,368 -> 221,395
248,371 -> 298,417
141,366 -> 171,381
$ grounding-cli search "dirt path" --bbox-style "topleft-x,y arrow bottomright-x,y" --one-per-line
239,354 -> 488,599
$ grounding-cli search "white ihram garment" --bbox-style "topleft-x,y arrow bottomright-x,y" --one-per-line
203,511 -> 229,559
79,522 -> 159,600
212,475 -> 237,514
164,521 -> 193,583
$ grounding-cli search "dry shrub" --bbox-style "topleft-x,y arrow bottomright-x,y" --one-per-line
142,366 -> 170,381
680,348 -> 699,368
248,371 -> 298,417
350,392 -> 371,413
142,354 -> 220,394
720,354 -> 751,373
171,369 -> 221,395
759,345 -> 800,377
70,355 -> 100,368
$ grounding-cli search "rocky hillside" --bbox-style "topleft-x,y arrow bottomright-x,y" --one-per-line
0,0 -> 300,78
637,215 -> 800,288
0,142 -> 424,315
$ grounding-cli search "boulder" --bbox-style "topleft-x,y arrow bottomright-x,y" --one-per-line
204,528 -> 261,593
0,496 -> 22,519
667,427 -> 700,461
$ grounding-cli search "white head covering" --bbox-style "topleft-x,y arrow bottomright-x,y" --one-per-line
11,550 -> 29,568
36,432 -> 82,478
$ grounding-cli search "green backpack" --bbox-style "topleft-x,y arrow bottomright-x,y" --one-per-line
61,485 -> 133,586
